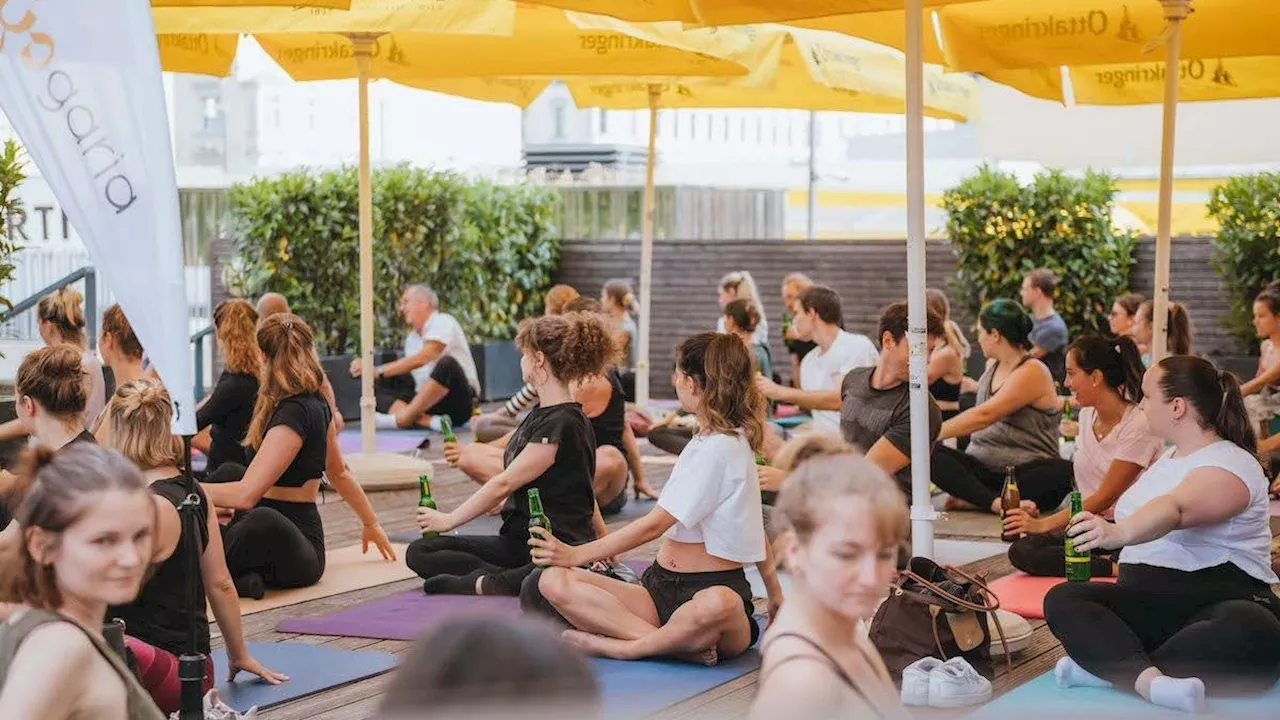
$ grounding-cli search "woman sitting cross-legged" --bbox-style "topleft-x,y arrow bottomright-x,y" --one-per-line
201,314 -> 395,599
750,435 -> 910,720
412,311 -> 617,596
103,379 -> 285,714
931,299 -> 1072,516
192,299 -> 262,475
1046,356 -> 1280,713
525,332 -> 784,666
1005,336 -> 1163,577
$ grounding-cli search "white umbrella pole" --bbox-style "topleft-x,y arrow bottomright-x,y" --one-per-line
636,85 -> 659,412
906,0 -> 934,559
354,36 -> 376,454
1151,0 -> 1191,364
807,110 -> 817,240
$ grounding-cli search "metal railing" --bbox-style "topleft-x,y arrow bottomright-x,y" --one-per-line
191,325 -> 214,398
0,266 -> 97,348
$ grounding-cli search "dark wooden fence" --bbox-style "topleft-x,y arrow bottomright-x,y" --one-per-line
555,237 -> 1241,398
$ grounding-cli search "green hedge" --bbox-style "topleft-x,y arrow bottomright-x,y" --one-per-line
225,165 -> 560,355
0,141 -> 24,310
941,165 -> 1138,338
1207,172 -> 1280,351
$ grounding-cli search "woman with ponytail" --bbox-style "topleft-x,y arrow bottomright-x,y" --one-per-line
931,299 -> 1073,515
926,288 -> 971,422
1005,336 -> 1162,577
0,444 -> 166,720
751,435 -> 909,720
103,380 -> 285,713
716,271 -> 769,346
412,311 -> 618,597
602,279 -> 639,380
1046,356 -> 1280,713
200,314 -> 394,599
192,299 -> 262,472
526,332 -> 782,666
0,289 -> 106,443
1133,300 -> 1194,363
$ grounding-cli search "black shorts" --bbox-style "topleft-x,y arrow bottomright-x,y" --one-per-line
373,355 -> 474,425
640,562 -> 759,647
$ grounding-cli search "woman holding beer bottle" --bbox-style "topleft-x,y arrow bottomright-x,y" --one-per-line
411,311 -> 616,596
1004,336 -> 1162,577
525,333 -> 783,666
1046,357 -> 1280,713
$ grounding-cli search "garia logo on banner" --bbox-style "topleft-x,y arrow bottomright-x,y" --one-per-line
977,6 -> 1145,45
0,0 -> 137,215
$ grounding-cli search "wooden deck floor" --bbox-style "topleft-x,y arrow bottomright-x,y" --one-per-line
229,438 -> 1063,720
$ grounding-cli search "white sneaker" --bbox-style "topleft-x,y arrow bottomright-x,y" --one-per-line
928,657 -> 993,708
989,609 -> 1033,658
901,657 -> 942,706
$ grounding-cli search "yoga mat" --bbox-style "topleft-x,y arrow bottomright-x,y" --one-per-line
277,590 -> 521,640
936,509 -> 1003,539
968,670 -> 1280,720
595,651 -> 761,719
277,560 -> 650,640
212,642 -> 397,712
338,429 -> 427,455
987,571 -> 1117,620
226,543 -> 414,617
771,415 -> 810,430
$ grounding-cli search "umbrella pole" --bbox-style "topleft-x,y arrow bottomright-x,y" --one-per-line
905,0 -> 934,559
1151,0 -> 1191,364
353,35 -> 376,454
636,85 -> 660,412
807,110 -> 817,240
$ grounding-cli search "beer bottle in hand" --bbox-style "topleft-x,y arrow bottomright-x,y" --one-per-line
1065,490 -> 1091,582
756,454 -> 777,506
440,416 -> 457,444
527,488 -> 552,535
1000,466 -> 1021,542
418,475 -> 438,539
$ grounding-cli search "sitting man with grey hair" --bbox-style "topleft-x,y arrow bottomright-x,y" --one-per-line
350,284 -> 480,431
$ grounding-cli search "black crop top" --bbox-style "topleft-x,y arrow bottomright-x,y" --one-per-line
196,371 -> 258,471
266,392 -> 331,487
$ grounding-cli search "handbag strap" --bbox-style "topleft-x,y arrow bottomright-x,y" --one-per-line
897,568 -> 1001,613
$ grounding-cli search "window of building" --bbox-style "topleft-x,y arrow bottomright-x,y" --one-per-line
553,99 -> 567,139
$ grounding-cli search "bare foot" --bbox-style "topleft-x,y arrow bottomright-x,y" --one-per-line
562,629 -> 630,660
676,646 -> 720,667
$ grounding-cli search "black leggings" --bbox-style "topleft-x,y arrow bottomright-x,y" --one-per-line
648,425 -> 693,456
1008,531 -> 1116,578
405,534 -> 534,596
221,503 -> 325,592
1045,563 -> 1280,694
374,355 -> 474,426
930,445 -> 1074,512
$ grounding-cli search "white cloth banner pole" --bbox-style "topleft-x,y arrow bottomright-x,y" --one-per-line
0,0 -> 196,434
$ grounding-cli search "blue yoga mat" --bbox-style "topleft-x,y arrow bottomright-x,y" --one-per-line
594,651 -> 760,719
212,642 -> 397,712
771,415 -> 810,430
971,671 -> 1280,720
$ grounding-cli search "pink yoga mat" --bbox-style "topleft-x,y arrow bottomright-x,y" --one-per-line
988,571 -> 1117,620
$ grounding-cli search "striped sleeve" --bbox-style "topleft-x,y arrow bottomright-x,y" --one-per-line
502,383 -> 540,416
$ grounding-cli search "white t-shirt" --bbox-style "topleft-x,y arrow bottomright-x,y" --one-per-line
1073,405 -> 1163,517
658,432 -> 766,564
1116,440 -> 1278,584
799,330 -> 879,433
716,315 -> 769,346
405,312 -> 480,394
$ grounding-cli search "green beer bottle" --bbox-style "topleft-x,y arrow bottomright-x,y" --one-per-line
418,475 -> 438,539
756,454 -> 777,506
527,488 -> 552,535
440,416 -> 457,444
1065,490 -> 1091,582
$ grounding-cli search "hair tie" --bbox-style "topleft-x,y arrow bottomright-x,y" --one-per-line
283,319 -> 293,329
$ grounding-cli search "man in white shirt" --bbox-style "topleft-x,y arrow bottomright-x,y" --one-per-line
350,284 -> 480,430
756,284 -> 878,436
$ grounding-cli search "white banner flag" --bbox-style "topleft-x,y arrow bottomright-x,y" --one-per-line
0,0 -> 196,433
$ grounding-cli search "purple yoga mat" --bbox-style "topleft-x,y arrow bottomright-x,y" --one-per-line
278,591 -> 520,640
277,561 -> 653,641
337,430 -> 426,455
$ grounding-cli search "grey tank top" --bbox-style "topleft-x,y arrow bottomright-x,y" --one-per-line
966,357 -> 1061,468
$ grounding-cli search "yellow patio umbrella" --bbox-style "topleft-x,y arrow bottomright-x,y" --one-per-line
520,0 -> 983,25
935,0 -> 1279,362
152,1 -> 751,452
154,0 -> 348,6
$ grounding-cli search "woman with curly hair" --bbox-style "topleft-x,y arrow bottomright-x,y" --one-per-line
413,311 -> 619,597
